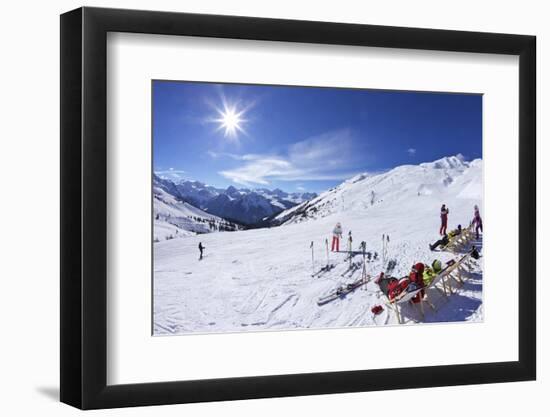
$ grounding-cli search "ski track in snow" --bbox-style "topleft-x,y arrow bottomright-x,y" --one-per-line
153,156 -> 484,335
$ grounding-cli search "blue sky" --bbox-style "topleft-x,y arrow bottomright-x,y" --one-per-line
153,81 -> 482,193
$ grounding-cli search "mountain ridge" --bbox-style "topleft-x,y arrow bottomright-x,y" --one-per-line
153,174 -> 317,225
273,154 -> 481,226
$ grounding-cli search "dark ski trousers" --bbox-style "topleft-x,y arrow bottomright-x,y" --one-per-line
476,224 -> 483,239
430,238 -> 447,250
439,220 -> 447,236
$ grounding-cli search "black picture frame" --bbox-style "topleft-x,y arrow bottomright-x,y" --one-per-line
60,6 -> 536,410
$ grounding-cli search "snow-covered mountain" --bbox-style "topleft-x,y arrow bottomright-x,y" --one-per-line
273,154 -> 481,226
154,174 -> 317,225
153,180 -> 242,242
154,155 -> 484,335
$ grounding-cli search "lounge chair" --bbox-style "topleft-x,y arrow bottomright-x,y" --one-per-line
442,225 -> 475,253
445,252 -> 475,288
385,287 -> 426,324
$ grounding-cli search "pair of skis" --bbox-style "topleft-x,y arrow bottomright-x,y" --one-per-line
341,241 -> 370,279
317,241 -> 375,304
311,239 -> 334,277
317,277 -> 368,305
341,261 -> 361,277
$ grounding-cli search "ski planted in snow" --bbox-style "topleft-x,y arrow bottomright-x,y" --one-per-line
310,241 -> 315,276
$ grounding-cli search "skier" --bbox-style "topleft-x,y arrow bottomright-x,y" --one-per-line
472,205 -> 483,239
331,222 -> 343,252
198,242 -> 204,260
439,204 -> 449,235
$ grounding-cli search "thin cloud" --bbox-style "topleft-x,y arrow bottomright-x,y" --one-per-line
218,129 -> 368,186
155,168 -> 186,181
407,148 -> 417,156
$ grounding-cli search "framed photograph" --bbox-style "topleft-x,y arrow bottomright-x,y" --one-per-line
60,7 -> 536,409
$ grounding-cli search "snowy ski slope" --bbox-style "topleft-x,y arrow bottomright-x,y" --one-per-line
153,155 -> 483,335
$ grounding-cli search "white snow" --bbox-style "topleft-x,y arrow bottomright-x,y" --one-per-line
153,155 -> 483,335
153,186 -> 241,241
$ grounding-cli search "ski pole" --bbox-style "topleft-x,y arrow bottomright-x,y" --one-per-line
348,231 -> 352,267
310,241 -> 315,276
382,234 -> 385,265
361,241 -> 367,289
325,238 -> 329,267
386,235 -> 390,265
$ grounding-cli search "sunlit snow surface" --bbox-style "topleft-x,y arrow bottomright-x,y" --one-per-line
153,156 -> 483,335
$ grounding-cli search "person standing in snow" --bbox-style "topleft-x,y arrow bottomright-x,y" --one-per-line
472,205 -> 483,239
439,204 -> 449,236
198,242 -> 204,260
331,222 -> 343,252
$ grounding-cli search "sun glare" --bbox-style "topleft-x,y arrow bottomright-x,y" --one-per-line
212,100 -> 248,139
221,108 -> 242,135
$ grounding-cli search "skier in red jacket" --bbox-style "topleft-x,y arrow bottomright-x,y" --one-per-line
439,204 -> 449,236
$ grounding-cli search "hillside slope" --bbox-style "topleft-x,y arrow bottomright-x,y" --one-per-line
154,155 -> 483,335
153,184 -> 242,242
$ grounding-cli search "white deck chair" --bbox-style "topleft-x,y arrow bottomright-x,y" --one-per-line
446,253 -> 475,288
385,287 -> 425,324
384,263 -> 455,323
444,225 -> 475,253
422,259 -> 464,310
423,269 -> 450,308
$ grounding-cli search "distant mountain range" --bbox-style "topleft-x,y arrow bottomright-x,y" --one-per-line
153,184 -> 243,242
153,174 -> 317,225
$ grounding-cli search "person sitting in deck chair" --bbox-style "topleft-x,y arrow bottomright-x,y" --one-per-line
375,272 -> 409,301
429,225 -> 462,251
408,263 -> 425,303
422,259 -> 442,285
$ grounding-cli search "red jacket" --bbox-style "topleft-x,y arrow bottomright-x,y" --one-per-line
409,263 -> 425,303
387,278 -> 409,300
409,263 -> 425,285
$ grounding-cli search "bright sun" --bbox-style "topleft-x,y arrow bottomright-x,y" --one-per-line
212,101 -> 248,139
220,108 -> 242,136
